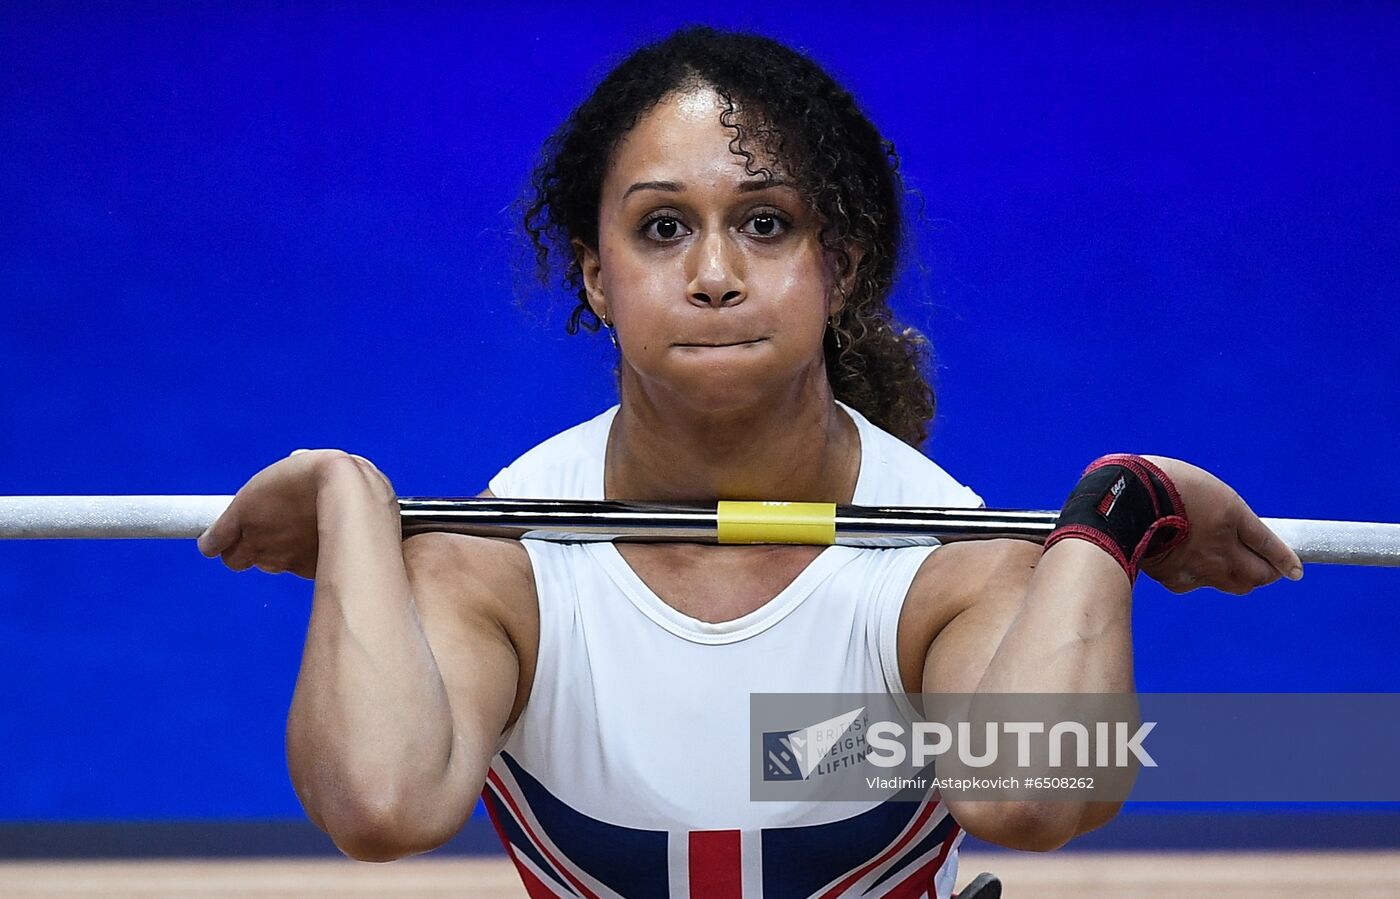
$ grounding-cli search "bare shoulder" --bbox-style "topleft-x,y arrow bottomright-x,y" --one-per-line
400,531 -> 537,636
896,539 -> 1041,693
910,539 -> 1040,613
401,528 -> 535,591
401,531 -> 540,728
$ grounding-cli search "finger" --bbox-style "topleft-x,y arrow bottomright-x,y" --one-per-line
198,508 -> 241,558
221,537 -> 258,573
1221,546 -> 1281,595
1238,514 -> 1304,581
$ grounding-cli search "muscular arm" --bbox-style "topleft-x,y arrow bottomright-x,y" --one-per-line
283,462 -> 532,861
898,538 -> 1132,851
899,456 -> 1299,852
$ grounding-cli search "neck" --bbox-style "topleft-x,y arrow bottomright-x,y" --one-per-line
604,364 -> 861,504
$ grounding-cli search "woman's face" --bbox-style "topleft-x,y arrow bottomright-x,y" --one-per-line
580,86 -> 851,414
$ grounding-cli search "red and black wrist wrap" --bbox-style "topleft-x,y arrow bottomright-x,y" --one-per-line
1043,454 -> 1190,582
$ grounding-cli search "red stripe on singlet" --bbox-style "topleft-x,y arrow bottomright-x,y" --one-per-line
481,788 -> 568,898
485,769 -> 600,899
815,800 -> 942,899
688,829 -> 743,899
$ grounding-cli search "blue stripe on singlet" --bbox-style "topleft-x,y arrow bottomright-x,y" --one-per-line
499,752 -> 671,897
864,814 -> 957,892
758,797 -> 926,899
483,784 -> 577,895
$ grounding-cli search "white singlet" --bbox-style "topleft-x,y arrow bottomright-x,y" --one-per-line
484,401 -> 984,899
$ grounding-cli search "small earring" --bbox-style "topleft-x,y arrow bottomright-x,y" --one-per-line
603,315 -> 618,348
829,315 -> 842,350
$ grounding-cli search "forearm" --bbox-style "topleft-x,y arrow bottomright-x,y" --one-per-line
955,540 -> 1134,849
975,539 -> 1134,695
286,461 -> 463,850
938,454 -> 1294,850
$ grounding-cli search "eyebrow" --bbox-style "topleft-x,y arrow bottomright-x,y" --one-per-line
621,178 -> 790,199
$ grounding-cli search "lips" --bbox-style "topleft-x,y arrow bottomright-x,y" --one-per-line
675,337 -> 767,348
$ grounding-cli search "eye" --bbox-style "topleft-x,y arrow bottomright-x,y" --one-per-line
640,214 -> 690,242
742,211 -> 790,239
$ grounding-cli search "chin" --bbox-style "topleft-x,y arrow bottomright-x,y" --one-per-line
626,341 -> 814,414
655,362 -> 789,415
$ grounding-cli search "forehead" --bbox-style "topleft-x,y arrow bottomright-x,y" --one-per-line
604,86 -> 786,192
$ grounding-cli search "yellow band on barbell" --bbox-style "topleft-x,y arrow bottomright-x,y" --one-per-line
715,501 -> 837,545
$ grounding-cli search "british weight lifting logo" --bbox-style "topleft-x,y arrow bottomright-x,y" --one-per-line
762,707 -> 869,781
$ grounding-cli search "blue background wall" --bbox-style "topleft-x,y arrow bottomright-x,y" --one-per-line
2,2 -> 1397,838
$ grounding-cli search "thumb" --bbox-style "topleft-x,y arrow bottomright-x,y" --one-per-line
198,508 -> 240,558
1240,514 -> 1303,581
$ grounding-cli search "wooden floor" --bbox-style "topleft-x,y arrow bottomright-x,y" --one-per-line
2,853 -> 1399,898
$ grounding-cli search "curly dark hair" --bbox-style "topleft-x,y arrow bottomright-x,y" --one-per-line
523,25 -> 938,447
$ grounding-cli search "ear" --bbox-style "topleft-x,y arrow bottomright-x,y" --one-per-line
827,243 -> 866,316
573,238 -> 607,321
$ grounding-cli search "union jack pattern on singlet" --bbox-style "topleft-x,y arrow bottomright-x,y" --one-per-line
486,401 -> 982,898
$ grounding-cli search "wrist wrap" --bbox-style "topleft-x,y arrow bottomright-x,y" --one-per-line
1043,454 -> 1190,582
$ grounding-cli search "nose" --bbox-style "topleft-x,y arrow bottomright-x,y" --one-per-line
687,231 -> 745,308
